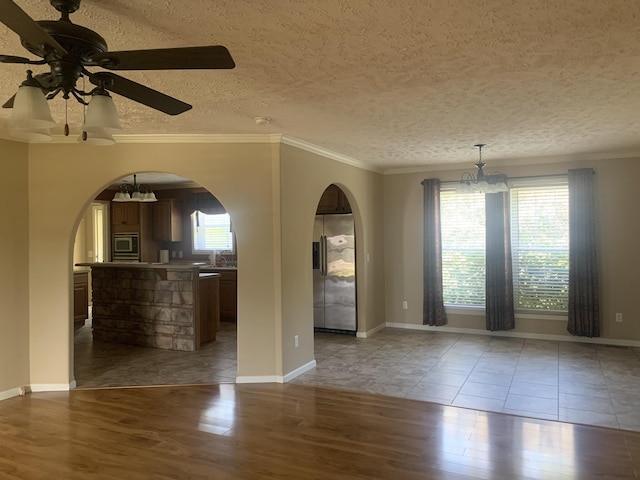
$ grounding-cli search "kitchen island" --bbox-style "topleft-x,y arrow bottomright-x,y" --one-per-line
76,263 -> 219,351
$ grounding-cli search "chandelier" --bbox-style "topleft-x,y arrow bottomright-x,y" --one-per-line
457,144 -> 508,193
112,174 -> 157,202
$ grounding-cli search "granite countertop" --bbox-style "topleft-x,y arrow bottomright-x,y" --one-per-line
75,263 -> 238,270
199,265 -> 238,271
75,262 -> 203,269
199,272 -> 221,278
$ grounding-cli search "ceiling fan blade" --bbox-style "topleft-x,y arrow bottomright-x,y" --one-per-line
2,72 -> 56,108
3,95 -> 15,108
0,0 -> 67,57
0,54 -> 42,64
90,45 -> 235,70
89,72 -> 192,115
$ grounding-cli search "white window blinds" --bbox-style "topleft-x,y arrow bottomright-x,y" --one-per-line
440,190 -> 486,307
192,212 -> 233,252
510,183 -> 569,312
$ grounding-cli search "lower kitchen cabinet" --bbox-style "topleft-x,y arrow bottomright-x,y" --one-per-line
219,271 -> 237,322
73,271 -> 89,327
198,274 -> 220,344
198,268 -> 237,322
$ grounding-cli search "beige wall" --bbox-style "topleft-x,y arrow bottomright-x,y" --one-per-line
280,144 -> 385,374
383,156 -> 640,341
26,141 -> 281,386
0,140 -> 30,394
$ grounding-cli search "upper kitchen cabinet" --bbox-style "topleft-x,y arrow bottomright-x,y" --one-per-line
316,184 -> 352,214
111,202 -> 139,226
153,199 -> 183,242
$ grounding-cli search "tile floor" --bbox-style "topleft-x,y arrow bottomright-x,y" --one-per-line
74,321 -> 238,388
291,329 -> 640,432
74,322 -> 640,432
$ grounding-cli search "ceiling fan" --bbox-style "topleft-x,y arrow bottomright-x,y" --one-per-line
0,0 -> 235,127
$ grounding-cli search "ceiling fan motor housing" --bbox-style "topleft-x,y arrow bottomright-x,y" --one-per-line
50,0 -> 80,15
22,19 -> 107,95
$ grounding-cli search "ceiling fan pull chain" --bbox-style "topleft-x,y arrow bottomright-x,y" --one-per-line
81,75 -> 87,141
64,97 -> 69,136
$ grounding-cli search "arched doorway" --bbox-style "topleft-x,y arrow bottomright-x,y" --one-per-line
312,184 -> 357,335
72,172 -> 238,388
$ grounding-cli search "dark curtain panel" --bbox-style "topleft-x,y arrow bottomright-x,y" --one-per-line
188,192 -> 226,215
485,188 -> 515,331
567,168 -> 600,337
188,192 -> 227,227
422,179 -> 447,326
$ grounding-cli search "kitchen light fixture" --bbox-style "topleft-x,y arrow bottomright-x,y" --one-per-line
457,144 -> 508,194
8,70 -> 121,145
112,174 -> 158,202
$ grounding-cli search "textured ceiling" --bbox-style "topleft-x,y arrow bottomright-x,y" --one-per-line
1,0 -> 640,171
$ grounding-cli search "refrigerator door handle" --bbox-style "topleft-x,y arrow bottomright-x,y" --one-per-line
320,234 -> 327,276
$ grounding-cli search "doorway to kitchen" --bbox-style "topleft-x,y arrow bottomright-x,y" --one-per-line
71,172 -> 238,388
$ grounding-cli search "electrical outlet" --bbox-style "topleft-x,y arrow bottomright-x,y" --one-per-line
402,301 -> 408,310
616,313 -> 623,323
294,335 -> 299,348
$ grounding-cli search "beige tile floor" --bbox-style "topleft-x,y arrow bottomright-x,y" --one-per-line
74,322 -> 640,432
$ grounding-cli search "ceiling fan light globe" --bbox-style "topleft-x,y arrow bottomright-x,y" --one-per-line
84,94 -> 122,134
9,127 -> 53,142
10,85 -> 56,130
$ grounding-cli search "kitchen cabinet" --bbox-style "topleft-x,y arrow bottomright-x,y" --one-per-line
73,271 -> 89,327
153,199 -> 183,242
111,202 -> 139,226
316,184 -> 351,214
201,268 -> 236,322
198,274 -> 220,344
218,270 -> 237,322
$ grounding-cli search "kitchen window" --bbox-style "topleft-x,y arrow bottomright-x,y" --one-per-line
191,211 -> 234,253
440,179 -> 569,313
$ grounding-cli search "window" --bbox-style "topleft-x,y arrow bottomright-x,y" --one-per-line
191,211 -> 233,253
440,180 -> 569,313
510,182 -> 569,312
440,190 -> 485,307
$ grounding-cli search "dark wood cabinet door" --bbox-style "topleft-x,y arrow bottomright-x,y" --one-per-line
111,202 -> 139,225
316,184 -> 352,214
153,199 -> 183,242
73,272 -> 89,327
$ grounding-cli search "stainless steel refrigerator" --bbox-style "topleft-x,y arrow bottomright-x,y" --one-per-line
312,214 -> 357,333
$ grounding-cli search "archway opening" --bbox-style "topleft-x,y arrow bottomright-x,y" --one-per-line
72,172 -> 238,388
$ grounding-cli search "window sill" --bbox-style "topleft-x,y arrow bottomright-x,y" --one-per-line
445,307 -> 568,322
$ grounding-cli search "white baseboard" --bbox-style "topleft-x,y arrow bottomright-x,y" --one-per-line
283,360 -> 317,382
357,323 -> 386,338
0,387 -> 23,401
385,322 -> 640,347
30,383 -> 74,392
236,375 -> 283,384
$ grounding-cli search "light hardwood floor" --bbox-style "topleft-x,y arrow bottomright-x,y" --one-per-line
1,383 -> 640,479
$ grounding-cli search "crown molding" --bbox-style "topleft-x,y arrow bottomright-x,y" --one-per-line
383,149 -> 640,175
73,133 -> 284,144
281,135 -> 382,173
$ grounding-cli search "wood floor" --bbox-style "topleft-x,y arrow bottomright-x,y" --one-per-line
1,383 -> 639,479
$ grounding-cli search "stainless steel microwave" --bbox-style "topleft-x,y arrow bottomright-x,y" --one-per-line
112,233 -> 140,260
